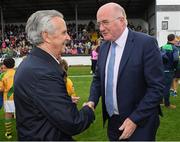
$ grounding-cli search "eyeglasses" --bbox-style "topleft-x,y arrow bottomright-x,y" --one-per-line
97,17 -> 121,28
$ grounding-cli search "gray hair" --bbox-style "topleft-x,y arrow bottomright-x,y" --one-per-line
25,10 -> 64,46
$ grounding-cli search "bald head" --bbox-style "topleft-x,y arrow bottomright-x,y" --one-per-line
96,2 -> 127,41
97,2 -> 127,24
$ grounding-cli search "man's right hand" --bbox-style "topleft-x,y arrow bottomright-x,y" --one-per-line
71,96 -> 80,104
83,101 -> 95,111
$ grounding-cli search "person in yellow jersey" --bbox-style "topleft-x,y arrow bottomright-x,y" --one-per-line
0,58 -> 16,139
59,59 -> 80,104
0,64 -> 6,110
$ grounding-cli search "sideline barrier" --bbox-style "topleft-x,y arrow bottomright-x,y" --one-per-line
14,56 -> 91,68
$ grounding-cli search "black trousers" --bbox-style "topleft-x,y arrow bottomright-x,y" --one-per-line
163,71 -> 174,106
91,60 -> 97,74
107,114 -> 159,141
107,115 -> 126,141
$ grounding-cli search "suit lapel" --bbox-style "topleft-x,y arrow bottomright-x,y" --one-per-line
118,29 -> 134,79
101,42 -> 111,85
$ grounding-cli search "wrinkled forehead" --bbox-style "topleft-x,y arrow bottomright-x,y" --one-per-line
97,4 -> 122,21
51,17 -> 67,29
97,9 -> 114,21
51,16 -> 65,25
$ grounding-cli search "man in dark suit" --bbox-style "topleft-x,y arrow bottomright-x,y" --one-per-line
84,2 -> 164,141
14,10 -> 95,141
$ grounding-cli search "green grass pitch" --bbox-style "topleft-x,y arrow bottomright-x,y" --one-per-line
0,66 -> 180,140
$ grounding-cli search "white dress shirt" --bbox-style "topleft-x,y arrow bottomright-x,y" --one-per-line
105,27 -> 129,115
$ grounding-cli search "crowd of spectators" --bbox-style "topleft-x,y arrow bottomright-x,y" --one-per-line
0,21 -> 147,58
0,24 -> 30,59
128,22 -> 148,33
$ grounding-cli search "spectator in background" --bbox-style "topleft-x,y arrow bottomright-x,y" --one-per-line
1,41 -> 7,48
161,34 -> 179,109
0,58 -> 16,139
90,42 -> 99,75
59,59 -> 78,98
0,64 -> 6,110
14,10 -> 94,141
0,84 -> 2,110
170,37 -> 180,96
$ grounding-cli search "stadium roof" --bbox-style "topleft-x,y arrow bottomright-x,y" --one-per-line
0,0 -> 154,23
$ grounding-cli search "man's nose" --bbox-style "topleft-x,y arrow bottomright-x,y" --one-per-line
66,34 -> 71,40
99,24 -> 105,32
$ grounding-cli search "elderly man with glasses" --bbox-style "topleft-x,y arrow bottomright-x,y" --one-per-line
84,2 -> 164,141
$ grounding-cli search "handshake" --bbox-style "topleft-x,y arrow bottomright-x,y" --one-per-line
83,101 -> 95,111
71,96 -> 95,111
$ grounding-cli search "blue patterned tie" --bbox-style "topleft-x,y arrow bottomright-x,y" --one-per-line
105,42 -> 116,117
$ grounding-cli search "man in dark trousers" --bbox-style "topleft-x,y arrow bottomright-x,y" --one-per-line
84,2 -> 164,141
14,10 -> 95,141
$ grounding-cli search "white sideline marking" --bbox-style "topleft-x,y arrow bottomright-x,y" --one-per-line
69,75 -> 93,78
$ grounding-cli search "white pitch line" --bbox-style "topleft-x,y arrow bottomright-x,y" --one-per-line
69,75 -> 93,78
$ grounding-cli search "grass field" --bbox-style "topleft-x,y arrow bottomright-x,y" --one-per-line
0,66 -> 180,140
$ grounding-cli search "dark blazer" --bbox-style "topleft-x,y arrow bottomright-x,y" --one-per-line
14,47 -> 94,141
89,29 -> 165,139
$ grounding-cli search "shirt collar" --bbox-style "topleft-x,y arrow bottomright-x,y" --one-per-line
49,53 -> 60,64
115,27 -> 128,47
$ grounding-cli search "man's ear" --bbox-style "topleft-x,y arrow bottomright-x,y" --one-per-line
41,31 -> 51,44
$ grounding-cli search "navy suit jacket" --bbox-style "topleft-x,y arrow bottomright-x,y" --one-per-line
89,29 -> 164,128
14,47 -> 94,140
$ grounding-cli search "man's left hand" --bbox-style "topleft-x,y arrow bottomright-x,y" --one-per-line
71,96 -> 80,104
119,118 -> 137,140
83,101 -> 95,111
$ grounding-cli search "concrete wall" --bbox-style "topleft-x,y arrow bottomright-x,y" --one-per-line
61,56 -> 91,66
157,0 -> 180,5
156,11 -> 180,46
156,0 -> 180,46
14,56 -> 91,68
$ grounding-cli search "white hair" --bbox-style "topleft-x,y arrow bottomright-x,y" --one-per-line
25,10 -> 64,46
